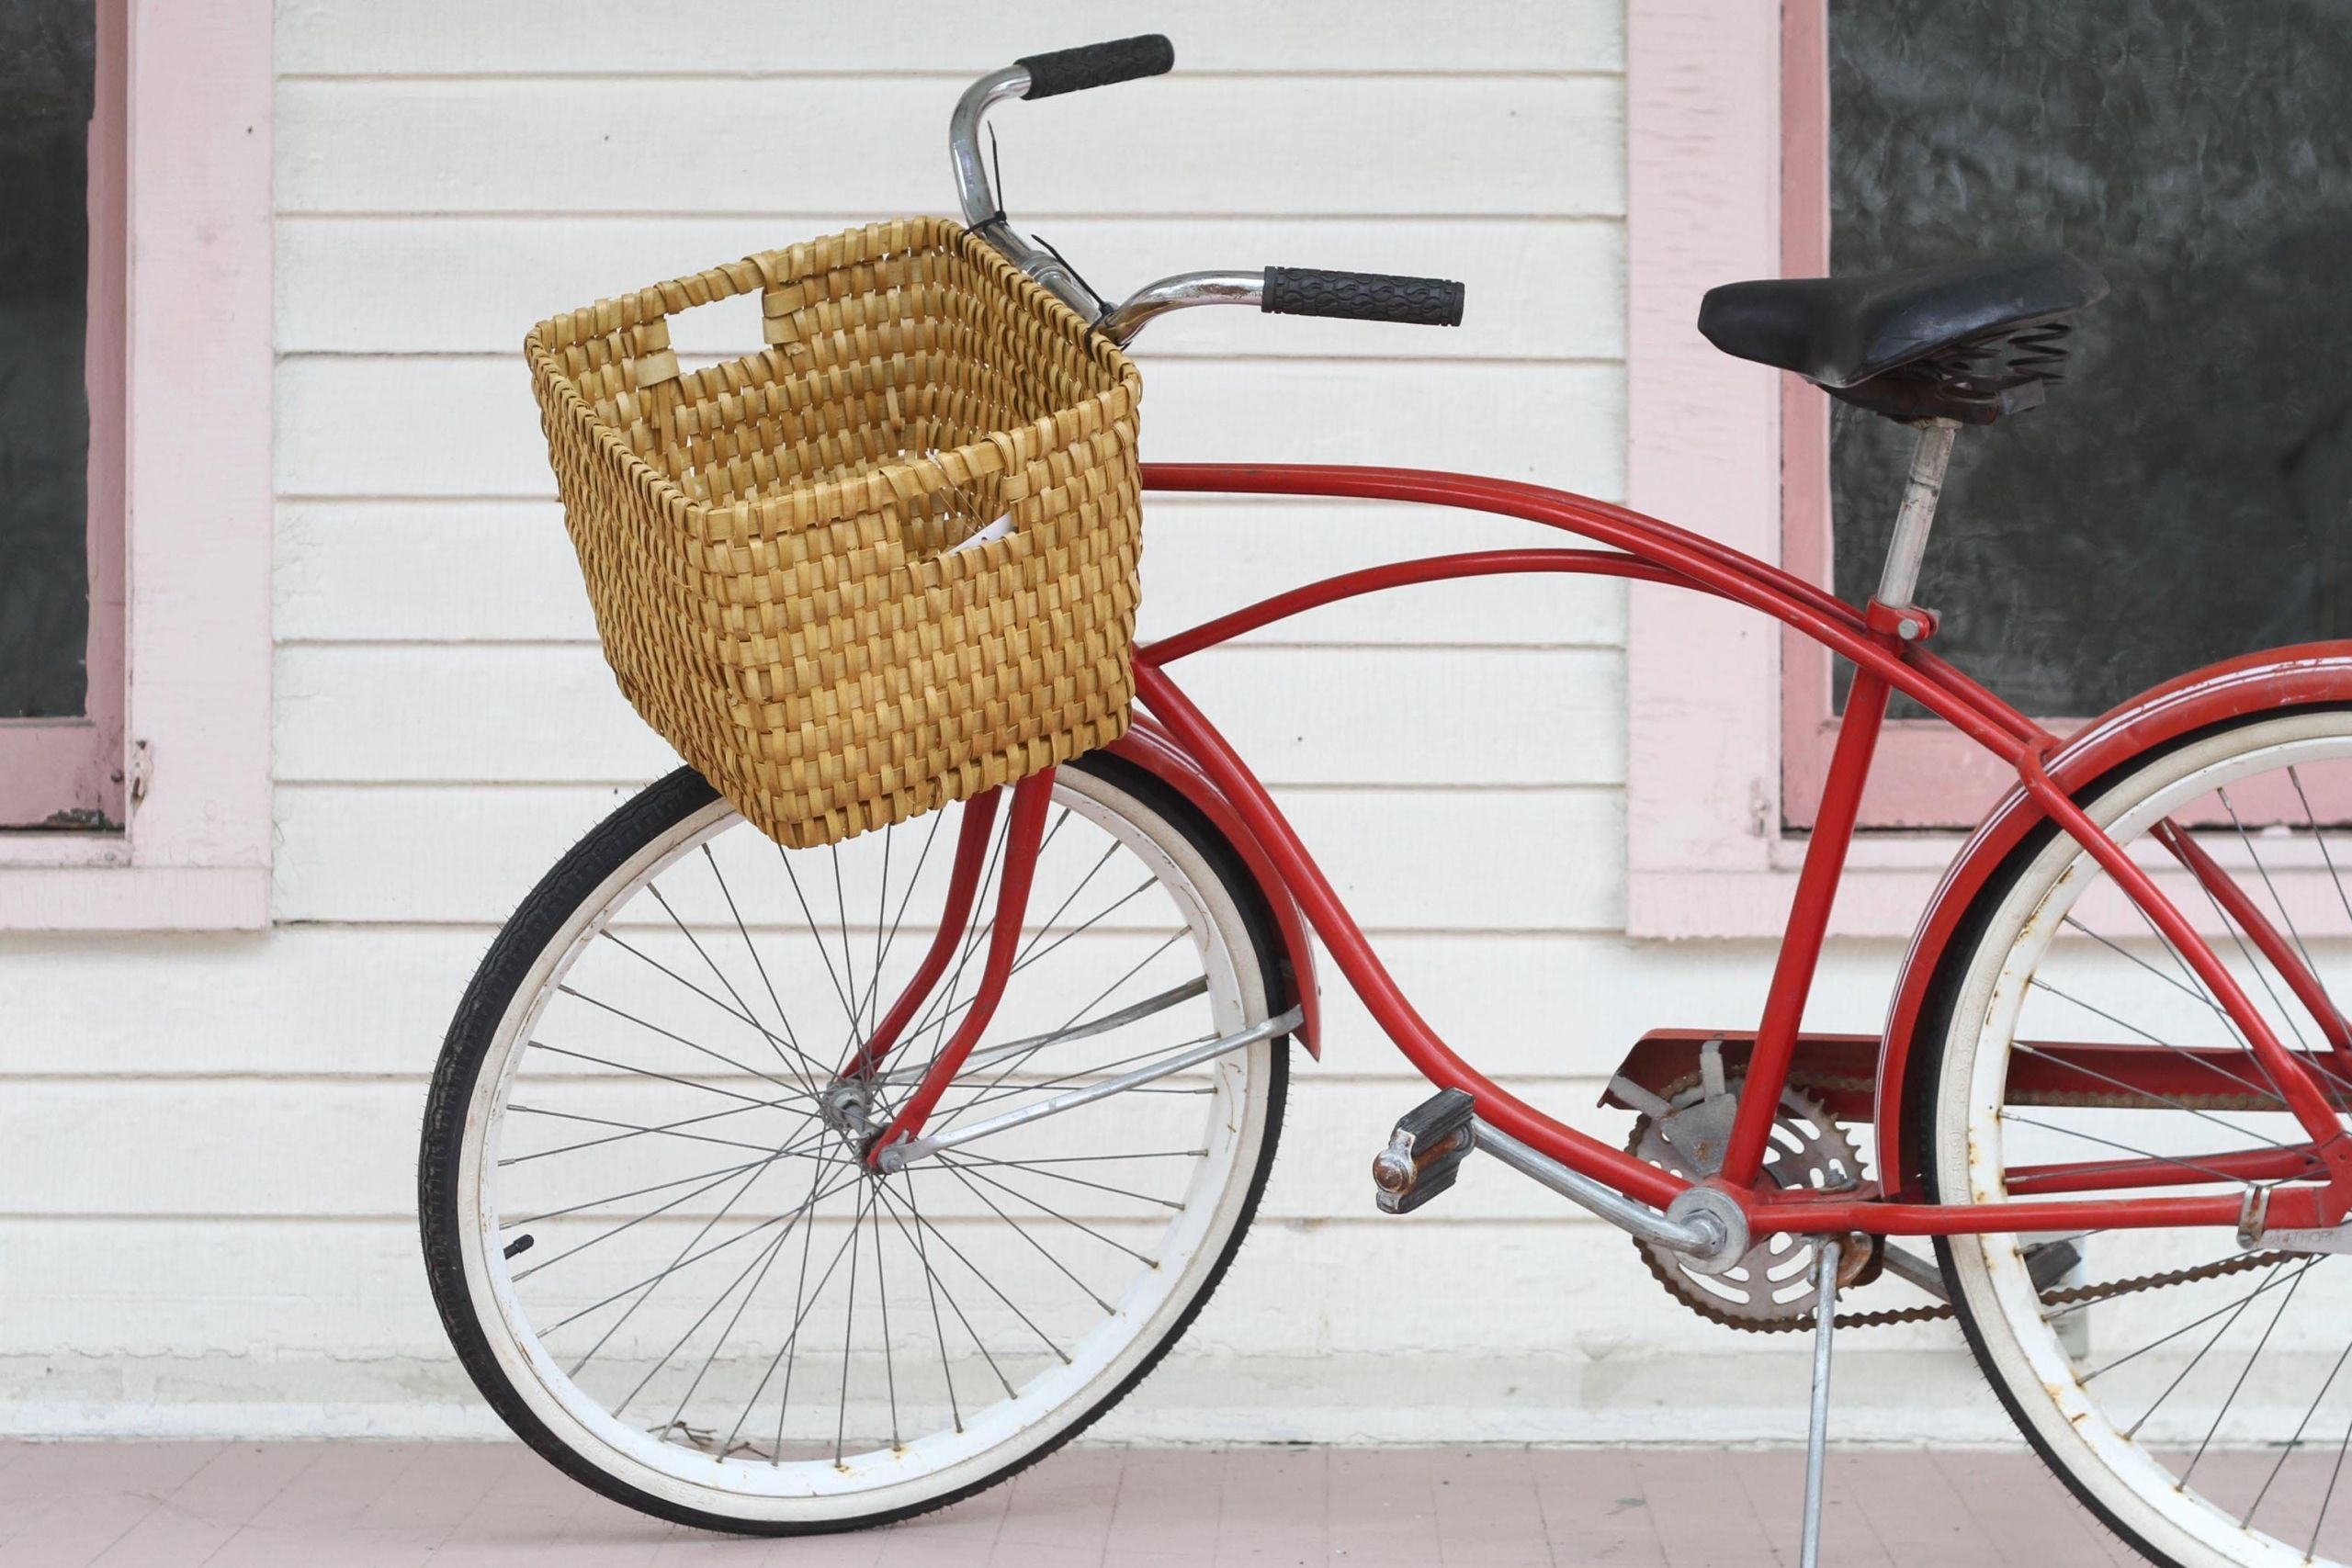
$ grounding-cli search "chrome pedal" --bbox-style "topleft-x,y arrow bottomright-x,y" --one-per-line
1372,1089 -> 1476,1214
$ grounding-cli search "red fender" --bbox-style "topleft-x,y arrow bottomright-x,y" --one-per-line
1874,640 -> 2352,1190
1104,717 -> 1322,1057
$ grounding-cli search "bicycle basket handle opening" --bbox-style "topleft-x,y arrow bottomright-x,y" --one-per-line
525,217 -> 1146,850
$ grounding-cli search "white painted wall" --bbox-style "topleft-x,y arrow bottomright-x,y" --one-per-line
0,0 -> 2010,1442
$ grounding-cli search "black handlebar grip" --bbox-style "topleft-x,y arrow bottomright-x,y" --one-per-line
1016,35 -> 1176,99
1261,267 -> 1466,328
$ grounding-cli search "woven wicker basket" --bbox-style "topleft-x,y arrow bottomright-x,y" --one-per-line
526,217 -> 1145,848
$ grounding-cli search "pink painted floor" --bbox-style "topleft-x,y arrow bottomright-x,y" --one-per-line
0,1440 -> 2132,1566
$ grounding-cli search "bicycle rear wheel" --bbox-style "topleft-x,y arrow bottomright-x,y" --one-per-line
1920,705 -> 2352,1567
419,755 -> 1289,1533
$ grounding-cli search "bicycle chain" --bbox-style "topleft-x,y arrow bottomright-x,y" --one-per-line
1624,1076 -> 2296,1333
1657,1244 -> 2294,1335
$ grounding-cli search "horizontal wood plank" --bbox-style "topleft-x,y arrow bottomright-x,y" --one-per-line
277,1 -> 1624,76
273,358 -> 1625,498
268,783 -> 1625,929
274,499 -> 1634,649
277,77 -> 1625,217
277,214 -> 1623,361
272,643 -> 1625,786
0,1077 -> 1652,1223
0,925 -> 1882,1081
0,1219 -> 1873,1363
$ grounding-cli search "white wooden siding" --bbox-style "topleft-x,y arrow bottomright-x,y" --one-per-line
0,0 -> 1926,1442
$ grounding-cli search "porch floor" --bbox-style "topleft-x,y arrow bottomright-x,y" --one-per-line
0,1439 -> 2132,1566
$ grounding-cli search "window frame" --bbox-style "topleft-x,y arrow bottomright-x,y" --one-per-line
0,0 -> 272,931
1774,0 -> 2094,833
0,0 -> 126,832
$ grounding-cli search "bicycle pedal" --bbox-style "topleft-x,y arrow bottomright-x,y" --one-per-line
1372,1089 -> 1477,1214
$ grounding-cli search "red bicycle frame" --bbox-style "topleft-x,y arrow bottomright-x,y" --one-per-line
868,461 -> 2352,1242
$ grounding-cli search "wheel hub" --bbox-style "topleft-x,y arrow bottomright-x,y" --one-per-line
820,1078 -> 876,1143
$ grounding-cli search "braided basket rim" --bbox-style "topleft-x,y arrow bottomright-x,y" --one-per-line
522,215 -> 1142,544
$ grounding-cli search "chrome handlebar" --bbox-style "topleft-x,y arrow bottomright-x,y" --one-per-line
947,66 -> 1116,324
947,59 -> 1258,344
947,44 -> 1460,346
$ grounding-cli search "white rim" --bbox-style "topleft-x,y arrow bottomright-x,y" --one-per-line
450,766 -> 1276,1524
1937,711 -> 2352,1568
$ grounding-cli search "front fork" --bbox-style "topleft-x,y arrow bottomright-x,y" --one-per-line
840,766 -> 1058,1169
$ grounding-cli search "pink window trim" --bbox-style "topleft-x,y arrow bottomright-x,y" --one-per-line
1625,0 -> 1960,938
0,0 -> 272,931
0,0 -> 126,831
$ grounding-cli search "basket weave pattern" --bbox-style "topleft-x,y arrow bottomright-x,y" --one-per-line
526,217 -> 1144,848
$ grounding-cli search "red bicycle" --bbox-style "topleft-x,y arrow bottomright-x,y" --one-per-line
422,38 -> 2352,1568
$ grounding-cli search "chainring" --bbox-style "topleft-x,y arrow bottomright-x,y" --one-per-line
1630,1078 -> 1867,1326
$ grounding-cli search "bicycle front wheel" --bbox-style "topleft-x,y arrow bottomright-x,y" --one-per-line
1920,705 -> 2352,1568
420,755 -> 1289,1534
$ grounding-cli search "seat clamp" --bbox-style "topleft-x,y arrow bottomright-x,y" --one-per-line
1865,598 -> 1938,644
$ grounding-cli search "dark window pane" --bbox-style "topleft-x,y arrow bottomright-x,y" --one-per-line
1828,0 -> 2352,716
0,0 -> 95,719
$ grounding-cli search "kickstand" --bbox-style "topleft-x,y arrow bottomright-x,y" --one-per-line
1800,1237 -> 1842,1568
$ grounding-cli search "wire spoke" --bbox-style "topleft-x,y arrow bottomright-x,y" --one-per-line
899,1168 -> 965,1431
2248,1325 -> 2352,1528
512,1136 -> 823,1283
2293,765 -> 2352,931
650,884 -> 830,1092
2081,1257 -> 2324,1384
704,844 -> 812,1083
926,931 -> 1191,1139
2126,1258 -> 2286,1438
506,1156 -> 771,1229
500,1089 -> 817,1168
833,1179 -> 868,1463
1998,1111 -> 2279,1191
628,1214 -> 797,1424
2007,1040 -> 2290,1149
939,1154 -> 1167,1263
873,1181 -> 1017,1401
777,842 -> 859,1035
2179,1260 -> 2310,1474
554,983 -> 813,1102
870,1179 -> 899,1448
906,877 -> 1165,1063
2058,914 -> 2296,1106
925,1032 -> 1225,1137
2026,977 -> 2282,1108
935,1157 -> 1114,1312
527,1040 -> 783,1107
864,810 -> 947,1040
831,844 -> 861,1042
544,1163 -> 864,1343
504,1102 -> 801,1159
2219,785 -> 2337,1024
880,1185 -> 1069,1362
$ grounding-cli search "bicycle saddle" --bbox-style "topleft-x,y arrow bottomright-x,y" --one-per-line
1698,252 -> 2109,423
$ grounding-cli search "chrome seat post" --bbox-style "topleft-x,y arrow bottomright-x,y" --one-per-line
1874,417 -> 1961,615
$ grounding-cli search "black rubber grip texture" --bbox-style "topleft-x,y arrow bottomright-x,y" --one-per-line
1016,35 -> 1175,99
1261,267 -> 1466,328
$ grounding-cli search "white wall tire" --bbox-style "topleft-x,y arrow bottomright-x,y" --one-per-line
1923,706 -> 2352,1568
420,758 -> 1292,1534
